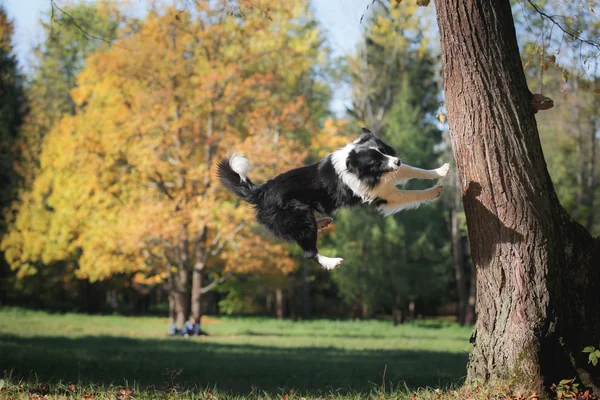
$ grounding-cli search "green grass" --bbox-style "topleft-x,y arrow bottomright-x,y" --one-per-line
0,308 -> 473,398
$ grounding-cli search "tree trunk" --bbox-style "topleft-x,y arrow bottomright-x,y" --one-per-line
175,264 -> 188,328
352,297 -> 362,320
392,295 -> 404,326
585,109 -> 597,231
451,207 -> 468,325
362,303 -> 369,319
205,279 -> 214,315
302,263 -> 310,318
408,299 -> 415,320
266,291 -> 273,315
465,259 -> 477,326
77,278 -> 90,313
288,283 -> 298,322
435,0 -> 600,391
168,290 -> 176,328
191,267 -> 203,321
191,229 -> 209,322
574,78 -> 586,212
392,308 -> 403,326
275,288 -> 284,320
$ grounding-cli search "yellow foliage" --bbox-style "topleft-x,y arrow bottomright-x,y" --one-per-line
2,1 -> 336,285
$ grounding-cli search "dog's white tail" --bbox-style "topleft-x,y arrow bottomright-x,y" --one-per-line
229,153 -> 250,182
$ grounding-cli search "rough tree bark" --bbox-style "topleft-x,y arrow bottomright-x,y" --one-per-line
435,0 -> 600,391
451,207 -> 468,326
465,258 -> 476,326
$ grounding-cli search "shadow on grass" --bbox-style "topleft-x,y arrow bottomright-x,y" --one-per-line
239,330 -> 468,342
1,334 -> 468,395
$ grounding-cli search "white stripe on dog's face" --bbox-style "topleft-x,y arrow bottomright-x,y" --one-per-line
369,147 -> 401,170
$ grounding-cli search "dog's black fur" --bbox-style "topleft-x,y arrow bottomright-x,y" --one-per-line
217,128 -> 407,268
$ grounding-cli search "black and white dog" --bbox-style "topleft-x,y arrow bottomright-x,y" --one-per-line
217,128 -> 450,270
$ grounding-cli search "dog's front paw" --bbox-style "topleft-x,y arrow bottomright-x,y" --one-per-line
435,163 -> 451,177
432,184 -> 444,198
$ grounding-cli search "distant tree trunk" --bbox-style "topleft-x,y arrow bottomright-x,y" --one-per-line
362,303 -> 369,319
0,259 -> 8,308
408,300 -> 415,319
191,230 -> 208,322
585,111 -> 597,231
288,282 -> 298,321
275,288 -> 284,319
351,297 -> 361,320
392,308 -> 403,326
174,262 -> 188,328
168,291 -> 176,327
392,295 -> 404,326
77,278 -> 90,312
435,0 -> 600,390
266,291 -> 273,315
191,267 -> 203,321
302,263 -> 310,317
205,279 -> 214,315
574,78 -> 586,210
451,207 -> 468,325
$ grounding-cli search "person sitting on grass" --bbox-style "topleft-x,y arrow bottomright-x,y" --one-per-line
182,317 -> 200,338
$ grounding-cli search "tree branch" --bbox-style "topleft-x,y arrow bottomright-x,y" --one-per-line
199,271 -> 232,294
151,171 -> 176,200
209,222 -> 246,256
48,0 -> 121,48
526,0 -> 600,52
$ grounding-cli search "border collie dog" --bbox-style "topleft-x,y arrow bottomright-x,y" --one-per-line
217,128 -> 450,270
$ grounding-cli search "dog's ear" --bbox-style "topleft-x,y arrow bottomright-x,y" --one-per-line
361,127 -> 373,135
354,127 -> 376,144
346,149 -> 361,174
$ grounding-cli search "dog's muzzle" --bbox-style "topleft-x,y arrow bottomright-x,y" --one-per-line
387,157 -> 402,170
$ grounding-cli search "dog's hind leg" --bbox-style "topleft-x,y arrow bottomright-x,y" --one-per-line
280,204 -> 343,270
297,221 -> 343,270
316,217 -> 333,233
391,163 -> 451,185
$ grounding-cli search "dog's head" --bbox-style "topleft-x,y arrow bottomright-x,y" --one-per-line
345,128 -> 401,182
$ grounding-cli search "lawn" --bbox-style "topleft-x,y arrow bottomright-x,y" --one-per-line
0,308 -> 472,398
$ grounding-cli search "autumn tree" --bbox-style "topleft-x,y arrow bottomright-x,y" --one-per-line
1,2 -> 120,309
3,0 -> 333,328
428,0 -> 600,391
0,6 -> 26,306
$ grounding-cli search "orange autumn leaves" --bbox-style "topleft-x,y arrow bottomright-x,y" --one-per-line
2,1 -> 349,284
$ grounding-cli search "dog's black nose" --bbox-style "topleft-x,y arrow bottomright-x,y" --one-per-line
395,159 -> 402,167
